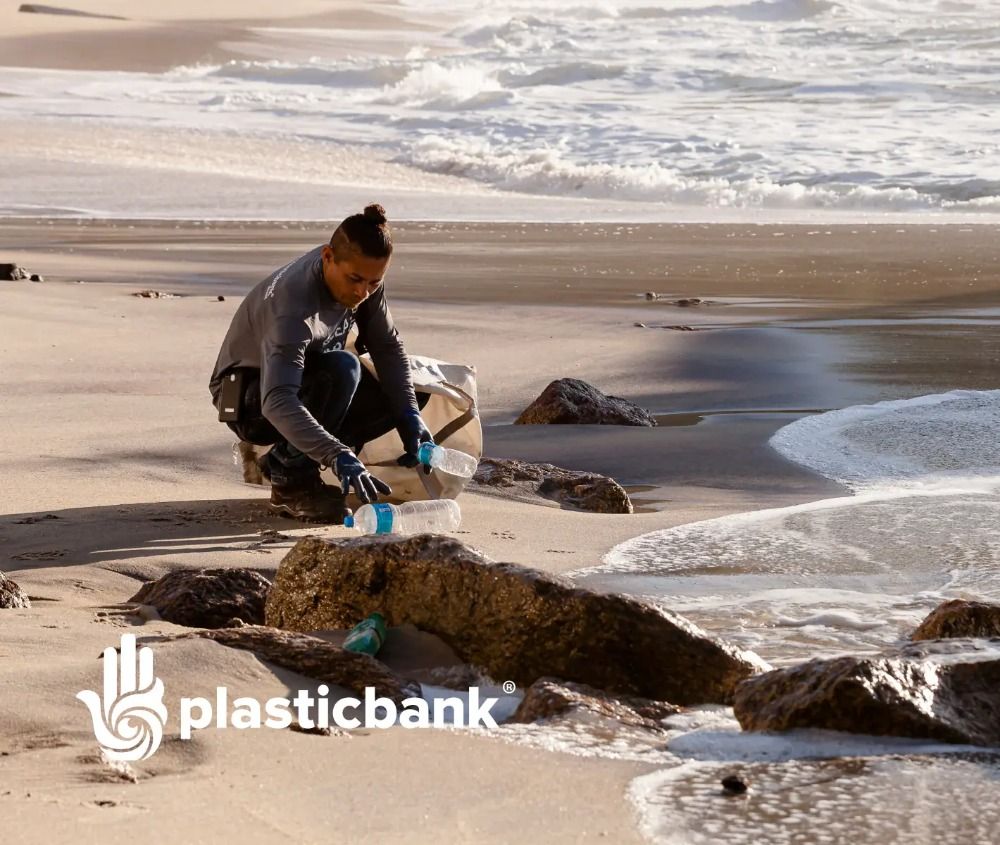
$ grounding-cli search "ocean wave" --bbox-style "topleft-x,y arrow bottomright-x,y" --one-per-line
770,390 -> 1000,490
401,136 -> 994,211
172,60 -> 411,89
372,62 -> 512,109
622,0 -> 840,22
498,61 -> 627,88
581,391 -> 1000,663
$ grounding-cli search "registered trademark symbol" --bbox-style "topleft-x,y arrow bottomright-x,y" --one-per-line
502,680 -> 516,694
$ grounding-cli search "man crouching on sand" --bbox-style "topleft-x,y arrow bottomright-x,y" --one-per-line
209,204 -> 432,522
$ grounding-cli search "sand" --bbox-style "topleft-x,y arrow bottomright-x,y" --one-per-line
4,218 -> 1000,843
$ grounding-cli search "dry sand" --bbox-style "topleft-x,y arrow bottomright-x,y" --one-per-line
3,219 -> 1000,843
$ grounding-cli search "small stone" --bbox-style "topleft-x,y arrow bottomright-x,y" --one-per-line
133,289 -> 179,299
721,774 -> 749,795
217,295 -> 225,301
644,291 -> 658,301
1,263 -> 30,281
633,322 -> 646,328
289,721 -> 333,736
675,297 -> 703,307
29,274 -> 42,282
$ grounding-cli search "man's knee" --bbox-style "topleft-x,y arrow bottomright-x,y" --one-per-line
307,349 -> 362,388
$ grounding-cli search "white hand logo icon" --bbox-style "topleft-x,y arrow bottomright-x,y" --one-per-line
77,633 -> 168,762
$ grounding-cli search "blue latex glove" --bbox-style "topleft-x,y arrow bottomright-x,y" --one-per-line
335,451 -> 392,504
396,410 -> 433,473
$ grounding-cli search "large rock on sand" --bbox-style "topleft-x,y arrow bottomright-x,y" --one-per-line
169,625 -> 418,703
0,572 -> 30,609
129,568 -> 271,628
912,599 -> 1000,640
473,457 -> 633,513
265,535 -> 765,705
734,640 -> 1000,745
515,378 -> 657,427
510,677 -> 679,730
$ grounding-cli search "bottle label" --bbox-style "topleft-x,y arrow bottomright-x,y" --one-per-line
417,441 -> 436,467
372,502 -> 394,534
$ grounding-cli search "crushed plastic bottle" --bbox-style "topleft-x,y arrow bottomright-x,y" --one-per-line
345,499 -> 462,535
342,612 -> 387,656
417,442 -> 478,479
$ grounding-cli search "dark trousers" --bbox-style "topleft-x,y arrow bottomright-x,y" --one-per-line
225,349 -> 424,485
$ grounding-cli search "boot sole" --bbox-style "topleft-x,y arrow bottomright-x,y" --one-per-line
268,500 -> 350,524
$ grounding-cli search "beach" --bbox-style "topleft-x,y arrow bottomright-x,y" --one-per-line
4,0 -> 1000,842
4,218 -> 1000,843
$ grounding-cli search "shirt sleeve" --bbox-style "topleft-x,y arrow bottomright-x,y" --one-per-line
259,315 -> 352,466
356,287 -> 419,419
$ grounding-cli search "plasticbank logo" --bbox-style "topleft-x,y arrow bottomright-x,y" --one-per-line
76,634 -> 168,762
78,634 -> 503,761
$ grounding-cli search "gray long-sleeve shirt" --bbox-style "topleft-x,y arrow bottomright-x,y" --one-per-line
209,245 -> 418,467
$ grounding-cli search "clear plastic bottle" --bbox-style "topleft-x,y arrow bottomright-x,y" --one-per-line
345,500 -> 462,535
417,442 -> 479,479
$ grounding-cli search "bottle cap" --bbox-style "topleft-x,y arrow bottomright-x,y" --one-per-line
343,514 -> 355,528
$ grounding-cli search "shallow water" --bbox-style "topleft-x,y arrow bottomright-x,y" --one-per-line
579,389 -> 1000,663
548,388 -> 1000,841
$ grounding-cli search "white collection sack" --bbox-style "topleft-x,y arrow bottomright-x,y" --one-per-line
238,350 -> 481,502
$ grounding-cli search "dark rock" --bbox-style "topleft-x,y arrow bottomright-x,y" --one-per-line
510,677 -> 679,730
644,291 -> 658,301
128,568 -> 271,628
515,378 -> 657,427
29,274 -> 42,282
0,572 -> 31,609
217,295 -> 226,302
634,321 -> 646,328
1,263 -> 30,281
473,457 -> 633,514
673,298 -> 703,307
664,325 -> 695,331
169,625 -> 418,703
733,641 -> 1000,745
912,599 -> 1000,640
721,774 -> 749,795
265,535 -> 765,704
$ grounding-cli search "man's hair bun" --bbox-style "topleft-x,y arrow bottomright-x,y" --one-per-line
363,203 -> 388,225
330,203 -> 393,258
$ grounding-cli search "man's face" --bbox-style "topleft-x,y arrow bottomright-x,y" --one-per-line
321,245 -> 389,309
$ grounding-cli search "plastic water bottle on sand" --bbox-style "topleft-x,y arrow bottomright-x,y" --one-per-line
417,442 -> 478,479
345,500 -> 462,535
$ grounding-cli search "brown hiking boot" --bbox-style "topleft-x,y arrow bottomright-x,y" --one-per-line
269,477 -> 352,523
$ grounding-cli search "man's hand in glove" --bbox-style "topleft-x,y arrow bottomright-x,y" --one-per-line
335,451 -> 392,504
396,409 -> 433,473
